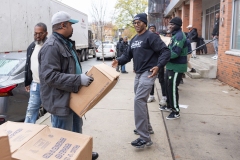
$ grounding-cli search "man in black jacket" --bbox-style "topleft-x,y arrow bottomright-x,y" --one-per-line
187,25 -> 198,58
119,36 -> 129,73
112,13 -> 170,148
211,13 -> 220,60
38,11 -> 98,159
116,38 -> 123,72
24,22 -> 48,123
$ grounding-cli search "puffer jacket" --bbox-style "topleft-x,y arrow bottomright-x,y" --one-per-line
38,33 -> 83,116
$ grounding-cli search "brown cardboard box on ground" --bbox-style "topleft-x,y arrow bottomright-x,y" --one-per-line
70,63 -> 120,117
0,121 -> 92,160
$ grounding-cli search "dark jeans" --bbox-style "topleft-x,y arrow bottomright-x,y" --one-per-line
165,69 -> 183,112
149,68 -> 166,96
51,110 -> 83,133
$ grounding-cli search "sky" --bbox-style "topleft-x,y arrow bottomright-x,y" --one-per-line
60,0 -> 117,23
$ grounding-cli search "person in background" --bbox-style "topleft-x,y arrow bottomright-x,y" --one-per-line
24,22 -> 48,123
112,13 -> 171,148
147,24 -> 167,106
38,11 -> 98,160
159,17 -> 188,120
119,36 -> 129,73
187,25 -> 198,59
211,13 -> 220,60
116,38 -> 123,72
185,31 -> 196,73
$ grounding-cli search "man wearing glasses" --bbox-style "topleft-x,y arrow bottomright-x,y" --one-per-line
112,13 -> 171,148
24,22 -> 48,123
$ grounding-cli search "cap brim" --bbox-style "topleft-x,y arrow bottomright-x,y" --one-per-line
69,19 -> 79,24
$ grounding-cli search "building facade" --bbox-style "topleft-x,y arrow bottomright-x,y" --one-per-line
164,0 -> 240,90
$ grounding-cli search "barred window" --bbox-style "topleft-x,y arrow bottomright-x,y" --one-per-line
205,3 -> 220,40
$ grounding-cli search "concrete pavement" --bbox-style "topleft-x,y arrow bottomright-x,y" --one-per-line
37,60 -> 240,160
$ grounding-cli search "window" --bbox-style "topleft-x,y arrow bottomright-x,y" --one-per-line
205,3 -> 220,40
232,0 -> 240,50
0,59 -> 21,76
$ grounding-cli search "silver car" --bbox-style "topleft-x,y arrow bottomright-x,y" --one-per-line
0,52 -> 45,125
96,43 -> 116,60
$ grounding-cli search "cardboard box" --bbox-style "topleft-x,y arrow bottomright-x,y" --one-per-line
70,63 -> 120,117
0,121 -> 92,160
0,132 -> 12,160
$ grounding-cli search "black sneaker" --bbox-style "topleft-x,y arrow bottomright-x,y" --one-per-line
134,129 -> 154,135
166,111 -> 180,120
131,138 -> 153,148
190,68 -> 196,73
159,105 -> 172,112
121,71 -> 128,74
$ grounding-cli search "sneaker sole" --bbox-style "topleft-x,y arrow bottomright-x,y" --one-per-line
159,108 -> 172,112
134,131 -> 154,135
166,116 -> 180,120
146,141 -> 153,147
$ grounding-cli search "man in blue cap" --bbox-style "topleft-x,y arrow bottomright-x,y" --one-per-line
39,11 -> 98,159
112,13 -> 171,148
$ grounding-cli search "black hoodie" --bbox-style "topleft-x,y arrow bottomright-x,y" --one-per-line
117,30 -> 171,74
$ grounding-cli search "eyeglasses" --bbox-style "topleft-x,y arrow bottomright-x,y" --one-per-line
132,21 -> 142,26
34,32 -> 45,37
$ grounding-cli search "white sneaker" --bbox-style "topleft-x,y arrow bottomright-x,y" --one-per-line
159,97 -> 167,106
147,96 -> 155,103
213,56 -> 218,60
211,55 -> 217,59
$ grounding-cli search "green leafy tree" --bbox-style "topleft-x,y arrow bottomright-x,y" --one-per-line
114,0 -> 148,29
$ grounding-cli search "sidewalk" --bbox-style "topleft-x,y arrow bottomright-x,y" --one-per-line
37,61 -> 240,160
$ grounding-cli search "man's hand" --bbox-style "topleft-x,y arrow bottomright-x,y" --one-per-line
25,86 -> 30,92
80,74 -> 94,86
148,66 -> 159,78
112,59 -> 118,68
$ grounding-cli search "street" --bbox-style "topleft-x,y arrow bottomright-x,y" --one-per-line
38,58 -> 240,160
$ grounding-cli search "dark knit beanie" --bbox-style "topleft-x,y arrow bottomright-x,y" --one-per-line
148,24 -> 156,30
133,13 -> 147,25
169,17 -> 182,26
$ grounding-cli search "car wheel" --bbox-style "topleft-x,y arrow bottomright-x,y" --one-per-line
85,49 -> 89,61
81,50 -> 85,62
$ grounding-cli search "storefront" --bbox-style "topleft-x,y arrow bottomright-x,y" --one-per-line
163,0 -> 240,90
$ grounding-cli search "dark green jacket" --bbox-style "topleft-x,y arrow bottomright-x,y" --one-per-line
166,29 -> 188,73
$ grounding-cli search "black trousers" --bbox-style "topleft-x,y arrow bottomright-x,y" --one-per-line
149,68 -> 166,96
165,69 -> 183,112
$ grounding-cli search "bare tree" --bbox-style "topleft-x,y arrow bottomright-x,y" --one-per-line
91,0 -> 108,62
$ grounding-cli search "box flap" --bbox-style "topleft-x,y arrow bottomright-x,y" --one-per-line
92,63 -> 120,81
0,132 -> 12,160
0,121 -> 46,153
12,127 -> 92,160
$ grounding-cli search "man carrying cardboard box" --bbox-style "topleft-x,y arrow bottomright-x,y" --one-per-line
112,13 -> 171,148
38,11 -> 98,159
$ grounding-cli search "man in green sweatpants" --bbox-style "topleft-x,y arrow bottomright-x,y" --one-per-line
159,17 -> 188,120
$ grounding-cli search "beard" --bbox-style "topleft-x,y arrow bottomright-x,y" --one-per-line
67,30 -> 73,39
35,40 -> 44,45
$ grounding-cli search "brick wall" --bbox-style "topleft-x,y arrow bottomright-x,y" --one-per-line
217,0 -> 240,90
189,0 -> 202,36
181,3 -> 190,33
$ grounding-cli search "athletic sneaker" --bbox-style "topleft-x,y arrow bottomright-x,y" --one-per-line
166,111 -> 180,120
212,56 -> 218,60
190,68 -> 196,73
159,97 -> 167,106
131,138 -> 153,148
133,129 -> 154,135
147,96 -> 155,103
159,105 -> 172,112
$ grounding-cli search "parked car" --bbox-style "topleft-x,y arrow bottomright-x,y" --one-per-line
96,43 -> 116,60
0,52 -> 45,125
